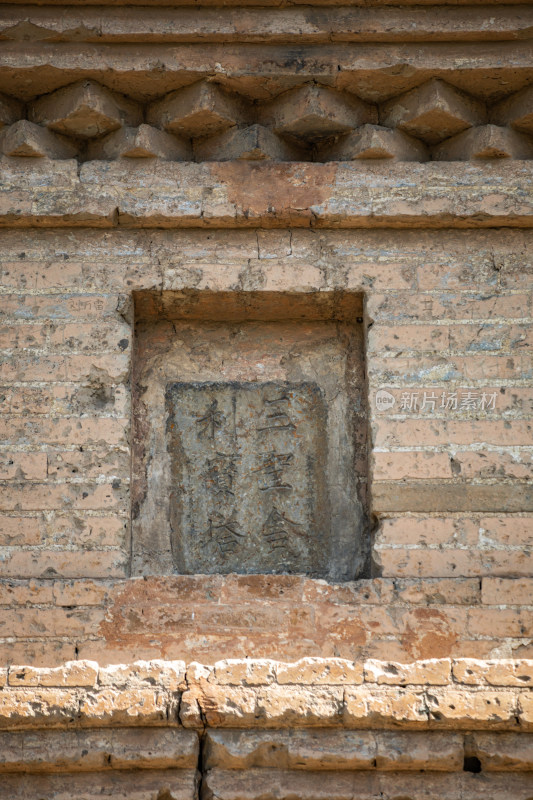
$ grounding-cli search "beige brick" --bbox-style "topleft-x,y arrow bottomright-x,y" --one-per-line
255,686 -> 344,727
453,659 -> 533,687
427,690 -> 519,727
79,688 -> 171,726
344,686 -> 428,727
0,689 -> 79,728
99,660 -> 186,690
46,450 -> 129,481
276,657 -> 363,685
213,659 -> 276,686
368,323 -> 449,352
8,660 -> 98,687
376,547 -> 533,579
451,451 -> 533,481
367,292 -> 530,322
364,658 -> 451,686
0,352 -> 130,382
44,515 -> 127,549
182,683 -> 256,728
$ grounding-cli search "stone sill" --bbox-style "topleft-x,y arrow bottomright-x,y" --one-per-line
0,657 -> 532,732
1,159 -> 532,229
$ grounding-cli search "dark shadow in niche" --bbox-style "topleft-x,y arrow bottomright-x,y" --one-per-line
131,289 -> 369,582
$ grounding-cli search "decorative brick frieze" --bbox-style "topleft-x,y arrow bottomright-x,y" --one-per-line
0,79 -> 532,163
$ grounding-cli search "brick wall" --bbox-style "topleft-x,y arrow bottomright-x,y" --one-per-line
0,225 -> 531,665
0,1 -> 532,795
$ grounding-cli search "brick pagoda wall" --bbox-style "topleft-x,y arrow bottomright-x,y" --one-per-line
0,0 -> 532,797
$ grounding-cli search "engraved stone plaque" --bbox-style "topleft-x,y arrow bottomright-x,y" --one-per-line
166,381 -> 329,575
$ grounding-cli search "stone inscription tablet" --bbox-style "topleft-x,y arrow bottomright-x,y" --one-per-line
165,381 -> 329,575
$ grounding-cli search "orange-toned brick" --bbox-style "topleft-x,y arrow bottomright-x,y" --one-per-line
0,352 -> 129,382
43,514 -> 127,548
467,608 -> 533,638
0,516 -> 42,546
0,483 -> 127,512
482,577 -> 533,606
373,419 -> 532,448
479,518 -> 533,548
0,418 -> 129,447
0,549 -> 127,579
0,453 -> 48,481
373,451 -> 451,480
0,606 -> 105,638
368,324 -> 449,353
367,293 -> 530,323
377,518 -> 479,547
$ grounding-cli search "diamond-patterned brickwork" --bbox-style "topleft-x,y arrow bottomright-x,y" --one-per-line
323,125 -> 428,162
147,81 -> 249,138
433,125 -> 533,161
87,125 -> 191,160
491,86 -> 533,136
380,79 -> 486,145
259,84 -> 377,144
194,124 -> 301,161
2,120 -> 78,158
29,80 -> 142,139
0,80 -> 531,163
0,93 -> 22,129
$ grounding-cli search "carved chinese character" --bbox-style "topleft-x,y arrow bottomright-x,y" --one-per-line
206,452 -> 238,498
262,507 -> 304,556
206,509 -> 245,556
258,390 -> 295,432
195,399 -> 225,440
256,450 -> 293,492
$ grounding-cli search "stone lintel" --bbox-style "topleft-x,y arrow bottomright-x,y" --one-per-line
0,160 -> 532,229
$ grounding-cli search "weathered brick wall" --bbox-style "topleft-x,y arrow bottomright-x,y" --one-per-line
0,0 -> 532,796
0,223 -> 531,665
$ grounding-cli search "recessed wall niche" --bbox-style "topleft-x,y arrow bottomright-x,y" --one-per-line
132,290 -> 368,582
